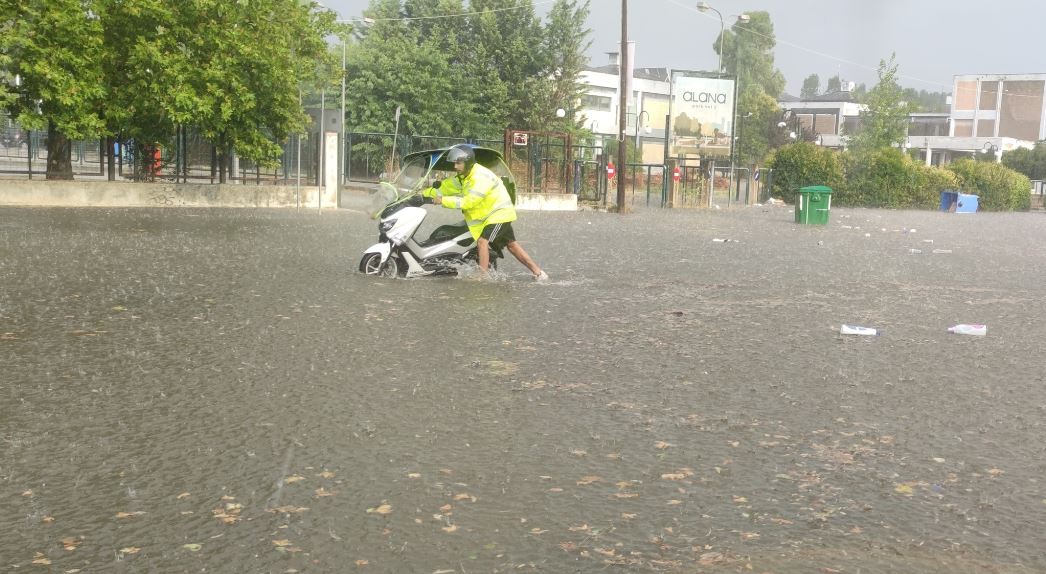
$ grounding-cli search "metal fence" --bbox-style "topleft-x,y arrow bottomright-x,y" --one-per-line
2,113 -> 763,208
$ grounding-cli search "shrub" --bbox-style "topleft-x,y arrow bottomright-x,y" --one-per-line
766,142 -> 844,202
946,159 -> 1031,211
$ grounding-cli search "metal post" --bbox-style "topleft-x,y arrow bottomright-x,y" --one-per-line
340,41 -> 346,187
616,0 -> 628,212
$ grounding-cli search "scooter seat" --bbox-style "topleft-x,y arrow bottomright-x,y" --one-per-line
418,222 -> 470,247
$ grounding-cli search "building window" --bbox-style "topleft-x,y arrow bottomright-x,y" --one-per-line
581,94 -> 612,112
977,119 -> 995,137
952,119 -> 974,137
1000,80 -> 1044,141
954,81 -> 977,111
979,81 -> 999,111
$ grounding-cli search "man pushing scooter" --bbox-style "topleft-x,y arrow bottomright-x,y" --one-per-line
423,145 -> 548,281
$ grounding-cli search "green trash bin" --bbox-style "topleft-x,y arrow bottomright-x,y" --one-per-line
795,185 -> 832,225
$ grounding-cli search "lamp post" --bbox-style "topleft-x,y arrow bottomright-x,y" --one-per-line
634,110 -> 650,163
697,4 -> 749,76
696,2 -> 724,77
981,141 -> 1001,162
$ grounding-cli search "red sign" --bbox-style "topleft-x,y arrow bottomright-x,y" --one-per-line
606,161 -> 616,180
672,166 -> 681,182
512,133 -> 528,146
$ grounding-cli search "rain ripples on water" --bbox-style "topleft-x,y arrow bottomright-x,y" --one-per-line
2,204 -> 1045,572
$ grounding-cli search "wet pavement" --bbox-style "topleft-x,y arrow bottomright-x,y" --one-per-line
2,202 -> 1046,573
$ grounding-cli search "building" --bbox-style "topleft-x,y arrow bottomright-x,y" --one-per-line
577,56 -> 1040,166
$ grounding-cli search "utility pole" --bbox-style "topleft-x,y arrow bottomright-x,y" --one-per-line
616,0 -> 628,212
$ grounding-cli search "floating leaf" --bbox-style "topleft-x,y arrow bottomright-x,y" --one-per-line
667,500 -> 683,506
267,505 -> 309,514
315,487 -> 335,497
61,537 -> 81,551
41,516 -> 55,524
568,524 -> 589,532
119,547 -> 141,555
439,504 -> 452,513
355,559 -> 369,566
31,552 -> 51,565
317,471 -> 336,479
285,475 -> 306,484
989,468 -> 1005,477
894,483 -> 914,495
177,492 -> 191,500
441,524 -> 459,533
407,473 -> 421,479
452,493 -> 475,502
183,544 -> 202,552
272,539 -> 292,547
932,458 -> 946,464
654,441 -> 673,450
22,490 -> 33,497
367,504 -> 392,515
529,528 -> 548,535
576,476 -> 602,486
115,511 -> 145,519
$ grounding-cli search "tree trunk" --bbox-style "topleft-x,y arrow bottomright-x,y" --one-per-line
46,121 -> 74,180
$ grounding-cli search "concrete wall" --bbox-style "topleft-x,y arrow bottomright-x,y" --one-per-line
0,180 -> 337,209
0,180 -> 578,211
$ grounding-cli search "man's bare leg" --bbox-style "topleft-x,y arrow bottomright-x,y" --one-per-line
506,241 -> 543,277
477,238 -> 491,276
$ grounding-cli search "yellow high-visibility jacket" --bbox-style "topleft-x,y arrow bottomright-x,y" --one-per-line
424,163 -> 516,239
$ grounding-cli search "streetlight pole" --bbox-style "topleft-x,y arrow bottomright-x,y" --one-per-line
696,2 -> 724,77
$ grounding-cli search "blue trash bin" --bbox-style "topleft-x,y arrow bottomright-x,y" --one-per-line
940,190 -> 979,213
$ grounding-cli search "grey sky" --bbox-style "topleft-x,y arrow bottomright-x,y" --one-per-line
324,0 -> 1041,95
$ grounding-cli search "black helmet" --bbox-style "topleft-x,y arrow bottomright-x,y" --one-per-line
446,145 -> 475,173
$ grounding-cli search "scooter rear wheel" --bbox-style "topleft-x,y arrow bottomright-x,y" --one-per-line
359,252 -> 399,277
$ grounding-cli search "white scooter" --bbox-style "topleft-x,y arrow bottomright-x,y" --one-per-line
359,145 -> 514,278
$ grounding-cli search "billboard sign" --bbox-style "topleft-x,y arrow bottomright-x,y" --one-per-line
668,71 -> 736,159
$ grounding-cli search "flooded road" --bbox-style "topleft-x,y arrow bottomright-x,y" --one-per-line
2,203 -> 1045,573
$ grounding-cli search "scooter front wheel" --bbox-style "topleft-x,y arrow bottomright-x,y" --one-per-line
359,252 -> 400,277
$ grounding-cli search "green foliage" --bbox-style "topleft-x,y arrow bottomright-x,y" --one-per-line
847,55 -> 914,155
4,0 -> 106,137
720,11 -> 785,168
769,145 -> 964,209
346,0 -> 590,141
947,159 -> 1031,211
844,148 -> 955,208
900,87 -> 949,113
800,74 -> 820,99
1001,142 -> 1046,181
766,142 -> 843,201
3,0 -> 337,174
825,75 -> 842,93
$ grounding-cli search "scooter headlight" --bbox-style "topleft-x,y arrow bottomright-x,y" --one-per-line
379,220 -> 395,233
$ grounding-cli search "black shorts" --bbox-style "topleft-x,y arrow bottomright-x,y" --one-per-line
480,222 -> 515,251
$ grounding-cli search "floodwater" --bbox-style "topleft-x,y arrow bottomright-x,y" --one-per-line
2,201 -> 1045,573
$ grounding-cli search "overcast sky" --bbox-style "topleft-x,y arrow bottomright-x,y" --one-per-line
324,0 -> 1042,95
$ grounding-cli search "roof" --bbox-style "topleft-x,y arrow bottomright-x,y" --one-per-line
584,65 -> 670,82
804,90 -> 859,103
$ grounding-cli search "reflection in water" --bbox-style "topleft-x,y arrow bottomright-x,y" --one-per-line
1,205 -> 1044,572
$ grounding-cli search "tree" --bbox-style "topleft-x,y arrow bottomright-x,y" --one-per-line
825,75 -> 842,94
532,0 -> 590,134
347,0 -> 591,140
1002,142 -> 1046,181
846,54 -> 913,156
716,11 -> 785,168
178,0 -> 337,180
800,74 -> 820,99
4,0 -> 106,179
